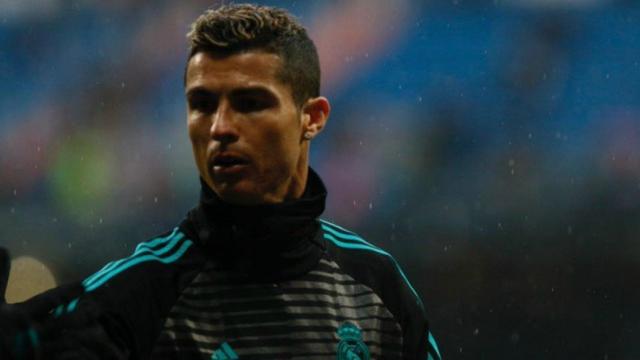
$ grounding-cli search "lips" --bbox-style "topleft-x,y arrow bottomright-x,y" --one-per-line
210,152 -> 250,175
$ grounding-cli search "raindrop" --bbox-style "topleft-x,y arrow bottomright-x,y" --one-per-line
473,328 -> 479,336
154,197 -> 159,203
417,96 -> 423,103
368,202 -> 373,210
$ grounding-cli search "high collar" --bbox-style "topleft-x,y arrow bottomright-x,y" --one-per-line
182,167 -> 327,282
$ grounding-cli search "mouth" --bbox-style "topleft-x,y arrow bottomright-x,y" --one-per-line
210,153 -> 250,175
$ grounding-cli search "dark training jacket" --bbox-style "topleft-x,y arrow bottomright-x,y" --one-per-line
32,169 -> 442,359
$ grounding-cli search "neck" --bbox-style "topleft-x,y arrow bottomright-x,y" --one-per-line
194,166 -> 326,243
282,155 -> 309,202
182,167 -> 328,281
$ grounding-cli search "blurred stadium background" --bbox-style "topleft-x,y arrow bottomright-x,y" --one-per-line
1,0 -> 639,358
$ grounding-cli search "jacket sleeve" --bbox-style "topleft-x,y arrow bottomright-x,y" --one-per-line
398,278 -> 442,360
62,228 -> 204,359
425,331 -> 443,360
1,281 -> 129,360
2,227 -> 204,360
411,324 -> 442,360
379,253 -> 441,360
1,247 -> 126,360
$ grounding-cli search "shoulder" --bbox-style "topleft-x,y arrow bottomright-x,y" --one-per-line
50,228 -> 206,358
320,219 -> 440,359
81,227 -> 201,294
319,219 -> 426,314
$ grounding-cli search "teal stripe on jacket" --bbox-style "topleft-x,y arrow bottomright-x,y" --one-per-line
320,219 -> 425,310
82,229 -> 192,293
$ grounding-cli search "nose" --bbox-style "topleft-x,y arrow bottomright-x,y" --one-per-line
210,101 -> 239,143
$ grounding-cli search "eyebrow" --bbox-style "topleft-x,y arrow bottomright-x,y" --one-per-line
185,85 -> 276,99
185,87 -> 212,100
230,87 -> 276,99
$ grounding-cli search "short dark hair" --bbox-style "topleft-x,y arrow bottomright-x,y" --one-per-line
186,3 -> 320,108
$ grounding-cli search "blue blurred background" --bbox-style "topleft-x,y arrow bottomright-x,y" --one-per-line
1,0 -> 639,358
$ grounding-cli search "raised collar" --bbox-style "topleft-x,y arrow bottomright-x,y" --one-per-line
182,167 -> 327,282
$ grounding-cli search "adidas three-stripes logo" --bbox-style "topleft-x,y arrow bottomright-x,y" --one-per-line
211,342 -> 239,360
82,227 -> 193,293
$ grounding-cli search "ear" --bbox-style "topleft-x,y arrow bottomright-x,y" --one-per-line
301,96 -> 330,140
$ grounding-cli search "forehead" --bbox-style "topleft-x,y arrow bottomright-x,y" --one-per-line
185,51 -> 285,93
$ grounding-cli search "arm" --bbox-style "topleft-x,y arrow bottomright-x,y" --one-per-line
401,301 -> 442,360
413,327 -> 442,360
0,248 -> 129,360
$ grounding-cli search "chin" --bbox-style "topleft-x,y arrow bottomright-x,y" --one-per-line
214,184 -> 264,206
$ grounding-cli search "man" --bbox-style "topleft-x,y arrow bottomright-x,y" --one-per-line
2,4 -> 441,359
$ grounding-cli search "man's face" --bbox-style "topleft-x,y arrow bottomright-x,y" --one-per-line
185,51 -> 307,205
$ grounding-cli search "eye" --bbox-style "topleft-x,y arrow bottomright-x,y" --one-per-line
188,92 -> 217,114
232,96 -> 270,113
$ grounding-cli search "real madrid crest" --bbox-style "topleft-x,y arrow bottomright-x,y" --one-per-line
336,322 -> 370,360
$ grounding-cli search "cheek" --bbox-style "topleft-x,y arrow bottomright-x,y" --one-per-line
263,127 -> 301,169
187,122 -> 209,162
187,119 -> 208,144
